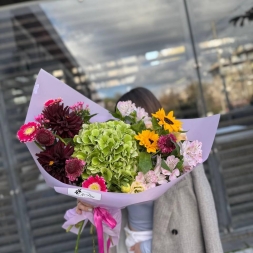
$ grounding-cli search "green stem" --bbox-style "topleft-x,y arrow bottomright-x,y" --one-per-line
34,141 -> 44,151
75,220 -> 84,253
54,134 -> 67,145
66,225 -> 73,233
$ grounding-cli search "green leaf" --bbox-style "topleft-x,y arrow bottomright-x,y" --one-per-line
63,138 -> 73,145
176,160 -> 184,170
151,117 -> 160,131
138,152 -> 152,173
111,109 -> 122,120
124,116 -> 135,124
131,121 -> 146,134
161,159 -> 172,172
82,113 -> 98,122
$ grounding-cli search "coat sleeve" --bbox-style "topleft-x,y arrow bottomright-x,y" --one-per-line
192,165 -> 223,253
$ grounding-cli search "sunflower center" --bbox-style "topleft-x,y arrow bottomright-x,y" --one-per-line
49,161 -> 54,166
149,139 -> 154,144
88,183 -> 100,191
164,117 -> 174,125
24,126 -> 35,135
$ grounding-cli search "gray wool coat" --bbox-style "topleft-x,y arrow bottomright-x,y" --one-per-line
110,165 -> 223,253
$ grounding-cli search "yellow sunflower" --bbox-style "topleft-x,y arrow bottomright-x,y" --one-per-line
135,130 -> 159,153
152,109 -> 182,133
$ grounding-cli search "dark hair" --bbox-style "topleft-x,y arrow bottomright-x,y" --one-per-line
116,87 -> 161,115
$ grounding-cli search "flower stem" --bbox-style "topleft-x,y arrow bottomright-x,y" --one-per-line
34,141 -> 44,150
66,225 -> 73,233
75,220 -> 84,253
55,134 -> 67,145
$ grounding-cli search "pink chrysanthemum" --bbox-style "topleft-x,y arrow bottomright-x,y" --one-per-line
158,134 -> 177,153
82,175 -> 107,192
36,128 -> 55,146
44,98 -> 62,107
35,114 -> 45,124
17,122 -> 40,143
65,158 -> 85,181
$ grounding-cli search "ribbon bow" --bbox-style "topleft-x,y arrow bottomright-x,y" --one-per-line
94,207 -> 117,253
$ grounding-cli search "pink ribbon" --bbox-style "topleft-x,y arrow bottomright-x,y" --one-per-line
94,207 -> 117,253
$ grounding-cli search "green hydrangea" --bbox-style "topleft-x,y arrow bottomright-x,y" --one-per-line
72,120 -> 139,191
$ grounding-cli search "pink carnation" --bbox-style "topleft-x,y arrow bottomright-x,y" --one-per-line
180,140 -> 202,170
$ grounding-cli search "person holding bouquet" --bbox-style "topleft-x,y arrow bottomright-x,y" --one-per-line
76,87 -> 223,253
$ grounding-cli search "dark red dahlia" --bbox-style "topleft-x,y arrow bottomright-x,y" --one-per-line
36,128 -> 55,146
42,102 -> 82,138
158,134 -> 177,153
36,141 -> 74,184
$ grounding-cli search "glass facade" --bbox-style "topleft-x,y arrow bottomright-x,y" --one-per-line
0,1 -> 253,252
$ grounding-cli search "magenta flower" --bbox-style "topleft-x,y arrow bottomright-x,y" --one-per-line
36,128 -> 55,146
65,158 -> 85,181
35,114 -> 45,124
180,140 -> 202,170
70,102 -> 86,112
82,175 -> 107,192
44,98 -> 62,107
17,122 -> 40,143
158,134 -> 177,153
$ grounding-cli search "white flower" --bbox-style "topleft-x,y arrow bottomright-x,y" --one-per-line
117,101 -> 136,117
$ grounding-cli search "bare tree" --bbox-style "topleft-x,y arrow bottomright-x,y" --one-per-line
230,7 -> 253,26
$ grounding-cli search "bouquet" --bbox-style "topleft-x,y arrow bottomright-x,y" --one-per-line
17,69 -> 220,253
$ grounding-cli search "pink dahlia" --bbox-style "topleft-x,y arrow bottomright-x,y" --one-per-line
65,158 -> 85,181
36,128 -> 55,146
82,175 -> 107,192
158,134 -> 177,153
17,122 -> 40,143
44,98 -> 62,107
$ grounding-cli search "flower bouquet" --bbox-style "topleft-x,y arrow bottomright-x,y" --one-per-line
18,69 -> 220,253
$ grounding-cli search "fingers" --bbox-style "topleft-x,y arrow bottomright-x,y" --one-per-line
75,200 -> 94,214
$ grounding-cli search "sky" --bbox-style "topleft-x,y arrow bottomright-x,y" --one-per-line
40,0 -> 253,98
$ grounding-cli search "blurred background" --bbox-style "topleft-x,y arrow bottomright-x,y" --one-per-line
0,0 -> 253,252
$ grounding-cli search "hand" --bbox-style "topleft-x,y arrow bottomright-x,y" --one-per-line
76,200 -> 94,214
130,243 -> 142,253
